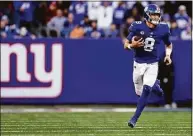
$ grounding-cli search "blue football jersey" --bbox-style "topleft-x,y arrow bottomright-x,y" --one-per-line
127,21 -> 171,63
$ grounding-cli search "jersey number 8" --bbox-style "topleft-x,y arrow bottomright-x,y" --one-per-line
144,37 -> 155,52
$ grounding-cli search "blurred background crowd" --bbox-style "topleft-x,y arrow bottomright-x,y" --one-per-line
0,1 -> 192,40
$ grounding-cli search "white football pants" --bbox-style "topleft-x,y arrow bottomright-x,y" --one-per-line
133,61 -> 158,96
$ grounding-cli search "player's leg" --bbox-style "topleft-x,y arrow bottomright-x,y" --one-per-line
152,79 -> 164,97
152,62 -> 164,96
133,61 -> 146,96
134,78 -> 143,97
128,62 -> 148,127
128,85 -> 152,128
133,60 -> 163,97
133,66 -> 162,97
128,62 -> 158,128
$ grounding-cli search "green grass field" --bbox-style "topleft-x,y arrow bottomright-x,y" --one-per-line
1,112 -> 191,136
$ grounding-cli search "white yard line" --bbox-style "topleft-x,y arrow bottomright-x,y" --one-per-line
1,107 -> 191,113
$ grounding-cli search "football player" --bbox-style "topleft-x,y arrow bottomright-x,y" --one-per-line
124,4 -> 173,128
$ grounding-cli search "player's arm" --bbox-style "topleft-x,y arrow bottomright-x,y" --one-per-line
164,43 -> 172,65
124,37 -> 144,50
124,23 -> 144,50
165,43 -> 172,57
163,25 -> 172,65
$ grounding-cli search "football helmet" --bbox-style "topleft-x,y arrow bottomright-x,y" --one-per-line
144,4 -> 161,25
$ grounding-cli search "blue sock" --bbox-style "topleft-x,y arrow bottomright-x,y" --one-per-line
131,85 -> 152,122
152,79 -> 163,96
152,79 -> 160,91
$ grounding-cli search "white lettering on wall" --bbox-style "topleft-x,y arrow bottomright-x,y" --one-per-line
0,43 -> 63,98
1,43 -> 31,82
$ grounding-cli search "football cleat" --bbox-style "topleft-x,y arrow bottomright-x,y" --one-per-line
128,120 -> 136,128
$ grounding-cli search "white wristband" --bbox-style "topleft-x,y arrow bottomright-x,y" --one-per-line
166,48 -> 172,56
127,43 -> 133,49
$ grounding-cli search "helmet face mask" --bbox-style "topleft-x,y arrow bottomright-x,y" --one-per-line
144,4 -> 161,25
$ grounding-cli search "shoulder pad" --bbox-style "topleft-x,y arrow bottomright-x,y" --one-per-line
159,22 -> 169,28
130,21 -> 143,29
159,22 -> 167,25
159,22 -> 170,34
132,21 -> 143,25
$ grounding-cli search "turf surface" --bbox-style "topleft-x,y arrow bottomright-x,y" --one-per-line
1,112 -> 191,136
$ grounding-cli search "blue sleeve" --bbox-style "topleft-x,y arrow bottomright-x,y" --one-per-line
127,32 -> 135,43
163,24 -> 172,46
126,22 -> 137,42
13,1 -> 23,11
